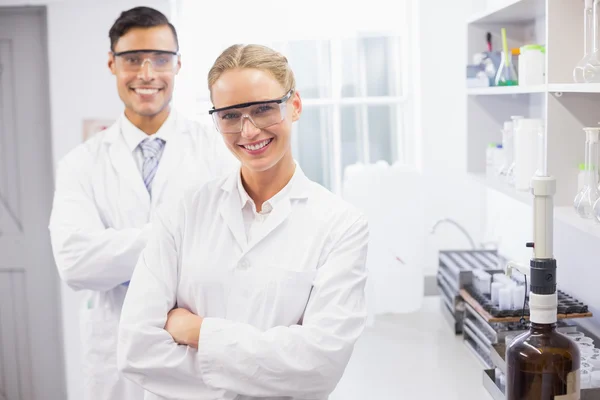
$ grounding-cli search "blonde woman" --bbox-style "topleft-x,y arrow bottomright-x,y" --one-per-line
117,44 -> 369,400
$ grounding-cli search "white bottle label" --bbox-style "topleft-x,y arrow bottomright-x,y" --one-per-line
555,369 -> 580,400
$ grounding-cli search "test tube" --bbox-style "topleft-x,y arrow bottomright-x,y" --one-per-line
499,287 -> 512,310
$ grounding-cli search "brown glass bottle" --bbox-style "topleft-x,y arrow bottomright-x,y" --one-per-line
506,322 -> 581,400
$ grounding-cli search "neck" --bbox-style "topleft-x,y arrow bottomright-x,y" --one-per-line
530,322 -> 556,332
125,106 -> 171,135
241,153 -> 295,211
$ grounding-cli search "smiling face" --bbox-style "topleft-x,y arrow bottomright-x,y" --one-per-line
108,25 -> 180,119
210,67 -> 302,173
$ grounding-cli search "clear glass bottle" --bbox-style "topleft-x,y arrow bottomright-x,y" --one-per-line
506,321 -> 581,399
584,0 -> 600,82
574,0 -> 594,83
575,127 -> 600,218
496,51 -> 519,86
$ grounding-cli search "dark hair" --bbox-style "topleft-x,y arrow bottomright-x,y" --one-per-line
109,7 -> 179,52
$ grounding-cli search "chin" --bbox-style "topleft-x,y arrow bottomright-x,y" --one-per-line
242,157 -> 279,173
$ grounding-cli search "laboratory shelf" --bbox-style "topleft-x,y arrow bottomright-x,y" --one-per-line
554,207 -> 600,240
467,85 -> 545,96
547,83 -> 600,94
471,173 -> 600,240
469,173 -> 531,205
467,0 -> 545,25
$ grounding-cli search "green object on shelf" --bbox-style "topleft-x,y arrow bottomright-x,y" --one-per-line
497,80 -> 518,86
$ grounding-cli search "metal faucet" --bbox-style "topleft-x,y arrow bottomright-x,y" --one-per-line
429,218 -> 477,250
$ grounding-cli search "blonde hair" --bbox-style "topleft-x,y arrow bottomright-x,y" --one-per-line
208,44 -> 296,94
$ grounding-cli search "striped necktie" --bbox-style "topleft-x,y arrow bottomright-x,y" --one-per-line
139,138 -> 166,196
123,138 -> 165,287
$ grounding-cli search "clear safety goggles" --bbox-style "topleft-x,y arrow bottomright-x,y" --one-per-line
208,90 -> 293,134
112,49 -> 179,72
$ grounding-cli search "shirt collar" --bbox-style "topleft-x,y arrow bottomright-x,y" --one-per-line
237,163 -> 299,213
120,110 -> 177,153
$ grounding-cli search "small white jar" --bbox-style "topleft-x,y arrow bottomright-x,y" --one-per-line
519,44 -> 545,86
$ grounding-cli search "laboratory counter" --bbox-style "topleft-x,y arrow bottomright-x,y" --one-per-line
331,296 -> 493,400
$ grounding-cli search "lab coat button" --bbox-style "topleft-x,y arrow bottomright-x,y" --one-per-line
238,259 -> 250,269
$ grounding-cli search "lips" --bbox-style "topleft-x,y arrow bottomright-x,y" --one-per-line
239,138 -> 273,155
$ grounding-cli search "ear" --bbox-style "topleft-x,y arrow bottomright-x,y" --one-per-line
291,90 -> 302,122
108,52 -> 117,75
173,54 -> 182,76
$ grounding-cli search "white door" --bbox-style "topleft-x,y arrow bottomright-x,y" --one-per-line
0,6 -> 66,400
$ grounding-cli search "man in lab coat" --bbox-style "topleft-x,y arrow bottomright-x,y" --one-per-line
48,7 -> 236,400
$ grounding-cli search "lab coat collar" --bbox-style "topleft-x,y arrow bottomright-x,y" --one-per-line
103,109 -> 190,206
219,162 -> 310,252
120,110 -> 176,152
236,162 -> 302,212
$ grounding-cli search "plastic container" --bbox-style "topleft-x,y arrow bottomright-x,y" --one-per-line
592,371 -> 600,388
515,119 -> 543,191
518,45 -> 545,85
512,286 -> 526,311
491,282 -> 503,305
575,336 -> 595,345
486,143 -> 497,179
564,331 -> 585,340
582,369 -> 593,389
587,352 -> 600,369
499,286 -> 512,310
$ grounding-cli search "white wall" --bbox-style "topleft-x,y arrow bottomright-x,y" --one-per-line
416,0 -> 488,275
44,1 -> 171,398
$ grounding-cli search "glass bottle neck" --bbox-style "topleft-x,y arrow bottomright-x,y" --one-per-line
530,322 -> 557,333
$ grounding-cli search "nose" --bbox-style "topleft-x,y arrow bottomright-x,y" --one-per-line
240,116 -> 260,139
138,60 -> 154,81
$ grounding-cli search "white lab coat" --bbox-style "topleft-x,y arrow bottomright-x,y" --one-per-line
117,166 -> 369,400
49,110 -> 237,400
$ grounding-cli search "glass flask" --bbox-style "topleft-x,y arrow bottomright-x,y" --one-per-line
574,127 -> 600,218
506,116 -> 523,186
584,0 -> 600,82
574,0 -> 594,83
495,51 -> 518,86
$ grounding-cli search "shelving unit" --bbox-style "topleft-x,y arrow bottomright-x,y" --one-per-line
467,0 -> 600,240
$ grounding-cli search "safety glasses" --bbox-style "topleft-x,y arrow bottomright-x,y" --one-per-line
112,49 -> 179,72
209,90 -> 293,134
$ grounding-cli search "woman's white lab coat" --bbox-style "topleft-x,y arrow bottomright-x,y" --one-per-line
117,166 -> 369,400
49,111 -> 236,400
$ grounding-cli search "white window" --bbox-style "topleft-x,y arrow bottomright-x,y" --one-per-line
173,0 -> 413,193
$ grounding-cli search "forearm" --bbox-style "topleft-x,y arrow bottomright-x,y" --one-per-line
51,223 -> 152,291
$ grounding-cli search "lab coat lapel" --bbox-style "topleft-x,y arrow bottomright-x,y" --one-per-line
246,165 -> 311,252
105,122 -> 150,206
150,116 -> 187,206
247,198 -> 291,251
219,173 -> 247,251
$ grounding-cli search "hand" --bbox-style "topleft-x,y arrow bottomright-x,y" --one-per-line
164,308 -> 203,349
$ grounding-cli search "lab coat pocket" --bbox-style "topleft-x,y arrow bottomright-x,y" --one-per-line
243,267 -> 316,329
79,307 -> 119,381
